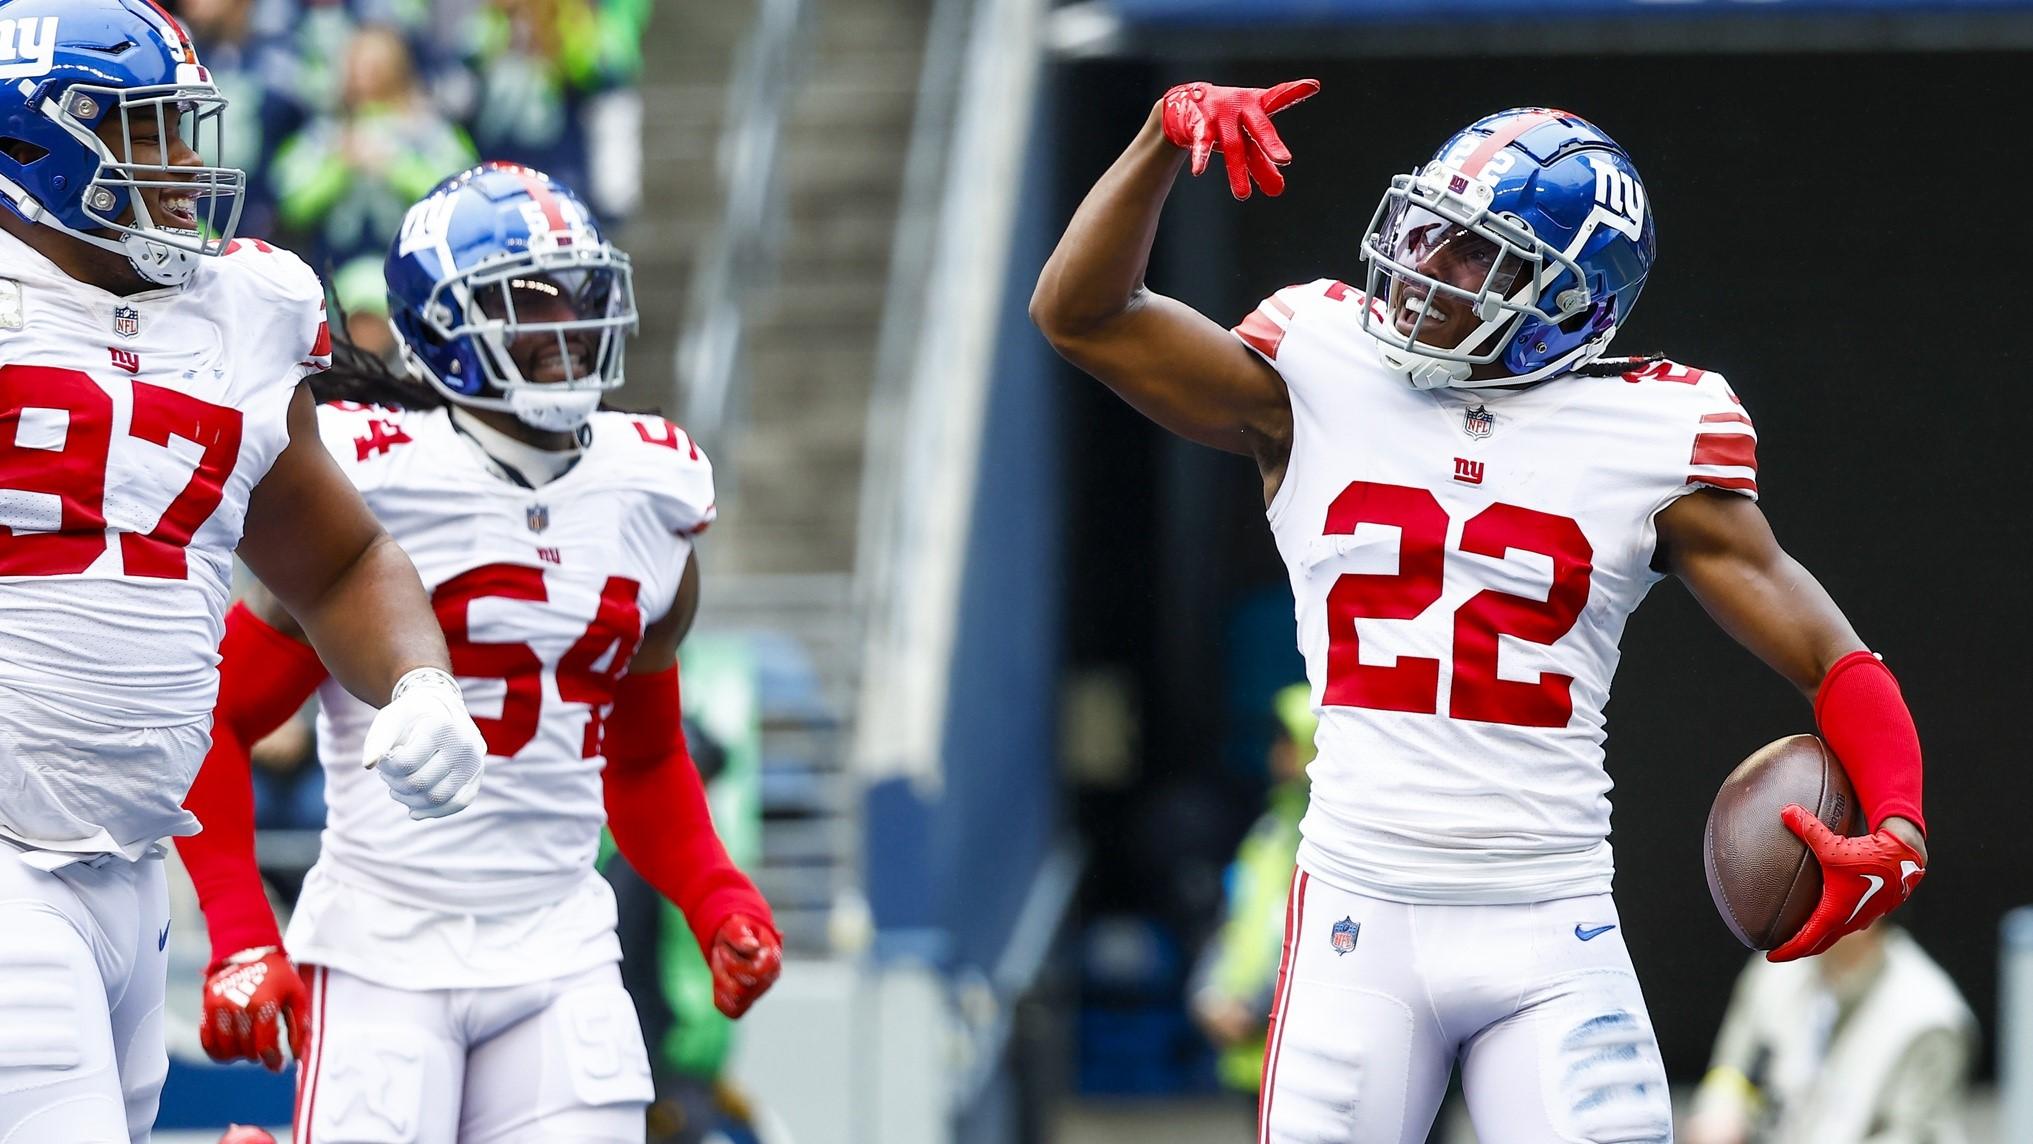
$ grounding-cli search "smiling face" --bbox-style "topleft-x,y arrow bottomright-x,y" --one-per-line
91,100 -> 206,234
1384,209 -> 1527,352
478,274 -> 600,384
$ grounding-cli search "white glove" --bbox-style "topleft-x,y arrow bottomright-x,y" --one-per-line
361,667 -> 487,820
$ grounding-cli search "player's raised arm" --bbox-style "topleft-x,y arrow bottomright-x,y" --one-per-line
1030,80 -> 1316,464
1655,488 -> 1928,961
238,385 -> 487,820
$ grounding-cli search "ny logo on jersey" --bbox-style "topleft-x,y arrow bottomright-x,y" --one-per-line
1453,457 -> 1485,486
353,418 -> 413,461
108,347 -> 140,375
536,546 -> 561,564
0,17 -> 58,80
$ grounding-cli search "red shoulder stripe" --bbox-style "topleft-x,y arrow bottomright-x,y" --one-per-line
1234,310 -> 1286,361
1690,432 -> 1757,471
1699,411 -> 1752,426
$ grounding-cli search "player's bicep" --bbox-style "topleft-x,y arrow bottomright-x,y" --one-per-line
1656,489 -> 1862,694
1043,289 -> 1290,457
627,554 -> 699,675
238,385 -> 390,615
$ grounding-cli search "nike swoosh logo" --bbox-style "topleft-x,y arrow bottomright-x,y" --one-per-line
157,921 -> 171,952
1574,923 -> 1617,941
1899,860 -> 1924,891
1844,875 -> 1884,926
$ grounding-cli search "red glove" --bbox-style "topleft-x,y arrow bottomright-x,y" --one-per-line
218,1128 -> 279,1144
1160,79 -> 1320,200
1766,805 -> 1927,962
709,914 -> 783,1018
201,946 -> 311,1071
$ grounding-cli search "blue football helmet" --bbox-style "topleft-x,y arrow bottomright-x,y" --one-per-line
0,0 -> 245,286
386,162 -> 637,432
1358,108 -> 1656,389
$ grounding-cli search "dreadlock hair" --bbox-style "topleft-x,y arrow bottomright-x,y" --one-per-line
311,293 -> 446,411
1570,351 -> 1667,379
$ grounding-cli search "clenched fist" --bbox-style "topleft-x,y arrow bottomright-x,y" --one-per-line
201,946 -> 310,1071
363,667 -> 487,819
709,914 -> 783,1018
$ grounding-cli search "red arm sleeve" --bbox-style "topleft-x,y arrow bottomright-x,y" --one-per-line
1815,650 -> 1925,835
176,602 -> 330,965
602,666 -> 776,958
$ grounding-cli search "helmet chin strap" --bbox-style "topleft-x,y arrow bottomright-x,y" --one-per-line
508,386 -> 601,432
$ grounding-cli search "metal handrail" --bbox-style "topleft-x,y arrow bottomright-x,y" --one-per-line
674,0 -> 807,452
850,0 -> 1048,788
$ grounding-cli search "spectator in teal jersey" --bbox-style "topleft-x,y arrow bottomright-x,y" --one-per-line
168,0 -> 312,237
433,0 -> 653,221
269,23 -> 475,284
1189,683 -> 1316,1096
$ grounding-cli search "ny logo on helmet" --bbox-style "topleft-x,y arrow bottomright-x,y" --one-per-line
1582,154 -> 1646,241
0,16 -> 58,80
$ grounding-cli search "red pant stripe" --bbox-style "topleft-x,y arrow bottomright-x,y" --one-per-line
1258,869 -> 1308,1143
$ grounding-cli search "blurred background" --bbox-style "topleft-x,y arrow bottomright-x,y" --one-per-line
156,0 -> 2033,1141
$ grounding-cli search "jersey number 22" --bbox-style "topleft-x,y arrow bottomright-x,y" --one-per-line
1323,480 -> 1592,728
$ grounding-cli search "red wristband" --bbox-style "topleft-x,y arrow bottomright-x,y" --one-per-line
603,667 -> 776,957
1814,650 -> 1925,835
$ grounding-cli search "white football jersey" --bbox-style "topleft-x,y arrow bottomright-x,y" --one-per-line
1237,279 -> 1759,904
287,404 -> 711,986
0,230 -> 327,858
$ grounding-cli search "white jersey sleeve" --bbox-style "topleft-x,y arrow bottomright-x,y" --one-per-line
591,411 -> 717,540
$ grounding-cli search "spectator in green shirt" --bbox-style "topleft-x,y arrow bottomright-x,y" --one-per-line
1189,683 -> 1317,1095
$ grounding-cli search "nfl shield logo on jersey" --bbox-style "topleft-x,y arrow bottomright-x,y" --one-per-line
1329,916 -> 1360,956
526,503 -> 549,533
1462,404 -> 1494,439
112,305 -> 140,338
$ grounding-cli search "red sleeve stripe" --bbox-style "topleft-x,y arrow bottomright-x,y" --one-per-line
311,321 -> 332,358
1699,411 -> 1752,426
1234,310 -> 1286,360
1690,432 -> 1757,470
1689,474 -> 1758,492
1268,295 -> 1296,319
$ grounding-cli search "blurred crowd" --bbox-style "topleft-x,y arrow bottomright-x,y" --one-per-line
166,0 -> 650,355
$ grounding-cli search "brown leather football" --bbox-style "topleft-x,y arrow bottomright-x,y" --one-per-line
1704,734 -> 1858,950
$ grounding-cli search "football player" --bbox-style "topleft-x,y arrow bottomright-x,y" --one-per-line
0,1 -> 489,1139
177,162 -> 782,1142
1031,82 -> 1930,1143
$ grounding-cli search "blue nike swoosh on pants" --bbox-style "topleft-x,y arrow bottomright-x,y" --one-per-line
158,921 -> 170,951
1574,923 -> 1617,941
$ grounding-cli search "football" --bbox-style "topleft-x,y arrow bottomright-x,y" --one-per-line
1704,734 -> 1859,950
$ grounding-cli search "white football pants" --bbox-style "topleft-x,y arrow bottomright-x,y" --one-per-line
294,962 -> 653,1143
0,843 -> 170,1144
1259,870 -> 1672,1144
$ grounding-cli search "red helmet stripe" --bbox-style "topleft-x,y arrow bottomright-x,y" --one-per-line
1457,109 -> 1568,179
133,0 -> 196,60
511,170 -> 570,236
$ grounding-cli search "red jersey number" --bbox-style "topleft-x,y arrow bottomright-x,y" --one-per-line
1320,481 -> 1593,728
0,365 -> 243,578
431,564 -> 646,759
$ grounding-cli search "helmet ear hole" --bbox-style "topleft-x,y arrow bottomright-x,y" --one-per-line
0,138 -> 48,165
1558,308 -> 1596,335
